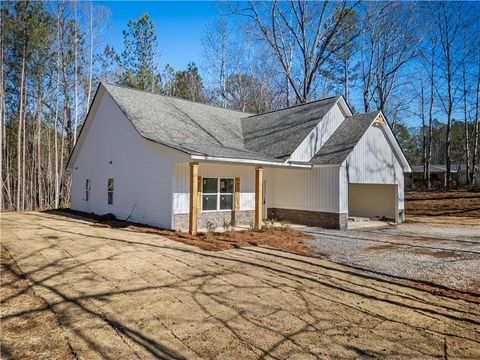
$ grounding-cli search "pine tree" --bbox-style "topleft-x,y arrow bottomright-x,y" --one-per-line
173,62 -> 203,102
120,13 -> 160,92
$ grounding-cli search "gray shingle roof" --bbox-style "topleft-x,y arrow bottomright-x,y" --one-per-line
410,165 -> 448,173
241,96 -> 341,160
104,83 -> 342,163
104,83 -> 278,161
311,111 -> 380,165
410,164 -> 475,173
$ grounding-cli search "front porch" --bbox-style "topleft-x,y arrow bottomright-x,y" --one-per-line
171,160 -> 350,233
182,162 -> 265,235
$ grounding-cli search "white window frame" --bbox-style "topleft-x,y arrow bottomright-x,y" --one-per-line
201,177 -> 234,212
85,179 -> 90,202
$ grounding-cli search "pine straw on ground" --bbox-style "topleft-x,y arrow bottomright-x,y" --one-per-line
405,190 -> 480,218
91,220 -> 314,255
0,246 -> 75,360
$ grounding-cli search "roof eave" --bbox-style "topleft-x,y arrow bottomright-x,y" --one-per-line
190,155 -> 313,168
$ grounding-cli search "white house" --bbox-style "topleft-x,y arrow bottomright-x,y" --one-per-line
67,83 -> 411,233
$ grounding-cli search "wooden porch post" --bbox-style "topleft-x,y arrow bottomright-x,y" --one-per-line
189,162 -> 199,235
255,166 -> 263,230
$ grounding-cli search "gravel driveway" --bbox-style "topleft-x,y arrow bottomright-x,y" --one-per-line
1,212 -> 480,359
306,222 -> 480,293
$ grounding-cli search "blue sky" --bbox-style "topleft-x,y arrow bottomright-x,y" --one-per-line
96,1 -> 427,127
99,1 -> 219,70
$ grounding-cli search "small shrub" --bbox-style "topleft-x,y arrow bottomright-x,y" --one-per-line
205,220 -> 216,235
266,218 -> 277,228
222,219 -> 236,232
248,220 -> 257,232
280,219 -> 291,229
222,219 -> 230,231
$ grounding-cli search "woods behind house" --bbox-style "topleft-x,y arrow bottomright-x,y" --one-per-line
1,1 -> 479,211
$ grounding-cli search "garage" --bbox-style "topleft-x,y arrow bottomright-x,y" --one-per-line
348,183 -> 398,221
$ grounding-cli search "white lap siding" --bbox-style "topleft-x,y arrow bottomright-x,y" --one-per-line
267,167 -> 340,213
339,123 -> 405,214
288,103 -> 346,162
172,162 -> 257,214
70,91 -> 187,228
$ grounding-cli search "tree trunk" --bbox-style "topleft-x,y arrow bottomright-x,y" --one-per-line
73,0 -> 78,146
427,45 -> 435,190
22,85 -> 27,210
462,46 -> 470,185
473,49 -> 480,185
36,81 -> 43,208
86,0 -> 93,112
17,47 -> 26,211
54,11 -> 61,208
420,82 -> 427,188
344,55 -> 349,104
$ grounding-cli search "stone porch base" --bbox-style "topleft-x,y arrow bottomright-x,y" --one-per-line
173,210 -> 255,231
267,208 -> 348,230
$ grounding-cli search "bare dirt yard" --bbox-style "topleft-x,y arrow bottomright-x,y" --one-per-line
1,245 -> 75,359
1,211 -> 479,359
405,190 -> 480,219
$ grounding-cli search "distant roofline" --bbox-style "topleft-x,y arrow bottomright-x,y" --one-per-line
103,82 -> 346,119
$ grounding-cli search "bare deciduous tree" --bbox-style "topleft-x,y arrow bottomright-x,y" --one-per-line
359,2 -> 419,128
231,0 -> 360,103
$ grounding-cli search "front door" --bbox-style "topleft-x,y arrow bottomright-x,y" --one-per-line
263,179 -> 267,219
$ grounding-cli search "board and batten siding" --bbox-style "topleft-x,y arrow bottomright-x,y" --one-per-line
339,123 -> 405,214
172,162 -> 259,214
268,167 -> 340,213
288,102 -> 346,162
70,91 -> 187,228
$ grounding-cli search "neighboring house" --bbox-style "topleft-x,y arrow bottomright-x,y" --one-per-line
408,164 -> 477,188
67,83 -> 411,233
408,165 -> 448,188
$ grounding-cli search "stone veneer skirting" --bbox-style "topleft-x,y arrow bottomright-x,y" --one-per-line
173,210 -> 255,231
268,208 -> 348,230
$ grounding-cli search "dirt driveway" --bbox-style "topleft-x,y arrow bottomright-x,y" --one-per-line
1,212 -> 480,359
306,222 -> 480,293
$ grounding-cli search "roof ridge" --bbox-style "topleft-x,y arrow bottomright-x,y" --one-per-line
104,82 -> 344,119
102,82 -> 254,115
245,95 -> 341,119
347,110 -> 381,118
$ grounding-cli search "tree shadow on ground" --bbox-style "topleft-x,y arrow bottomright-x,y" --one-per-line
2,212 -> 480,359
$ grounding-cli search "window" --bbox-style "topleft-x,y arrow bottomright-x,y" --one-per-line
85,179 -> 90,201
219,178 -> 234,210
202,178 -> 217,211
202,177 -> 234,211
107,178 -> 114,205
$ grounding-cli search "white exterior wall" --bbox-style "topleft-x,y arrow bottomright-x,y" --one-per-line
172,164 -> 340,215
267,167 -> 340,213
70,91 -> 187,228
339,123 -> 405,214
288,103 -> 346,162
172,162 -> 258,214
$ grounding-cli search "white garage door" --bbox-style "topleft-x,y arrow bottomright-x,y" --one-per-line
348,184 -> 397,221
